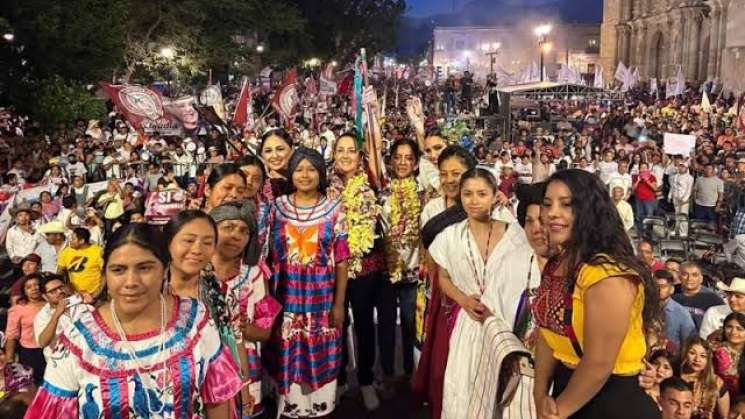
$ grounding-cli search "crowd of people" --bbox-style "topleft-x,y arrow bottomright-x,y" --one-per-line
0,65 -> 745,419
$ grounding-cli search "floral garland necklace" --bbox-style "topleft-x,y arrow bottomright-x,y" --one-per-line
340,173 -> 379,279
385,177 -> 421,283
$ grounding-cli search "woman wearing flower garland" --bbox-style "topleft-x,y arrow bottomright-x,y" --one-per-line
712,312 -> 745,400
25,223 -> 242,418
380,138 -> 425,388
327,133 -> 386,410
207,202 -> 280,419
265,147 -> 349,418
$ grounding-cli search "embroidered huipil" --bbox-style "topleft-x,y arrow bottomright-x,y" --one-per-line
202,264 -> 281,410
265,195 -> 349,395
25,297 -> 242,419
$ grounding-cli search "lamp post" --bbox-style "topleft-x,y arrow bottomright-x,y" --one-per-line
534,24 -> 552,82
159,47 -> 176,95
480,41 -> 501,78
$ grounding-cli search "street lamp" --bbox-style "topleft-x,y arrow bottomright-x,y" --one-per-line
480,41 -> 501,77
160,47 -> 176,59
2,33 -> 14,42
534,24 -> 552,82
256,44 -> 265,53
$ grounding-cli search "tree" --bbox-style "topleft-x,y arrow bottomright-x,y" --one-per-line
286,0 -> 406,61
34,76 -> 108,128
3,0 -> 128,83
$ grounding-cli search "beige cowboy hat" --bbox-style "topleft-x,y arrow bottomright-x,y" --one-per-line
718,278 -> 745,295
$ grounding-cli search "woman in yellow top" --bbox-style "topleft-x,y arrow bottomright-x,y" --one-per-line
533,169 -> 660,419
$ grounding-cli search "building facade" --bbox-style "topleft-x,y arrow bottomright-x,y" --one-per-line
432,24 -> 601,81
601,0 -> 745,92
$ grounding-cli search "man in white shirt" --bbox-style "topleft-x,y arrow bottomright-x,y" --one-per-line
65,153 -> 88,179
699,277 -> 745,340
33,275 -> 87,359
607,160 -> 633,200
514,154 -> 533,184
5,204 -> 44,263
669,162 -> 694,237
35,221 -> 67,273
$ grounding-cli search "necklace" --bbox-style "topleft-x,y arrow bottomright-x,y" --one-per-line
290,193 -> 323,223
110,294 -> 168,415
465,220 -> 495,294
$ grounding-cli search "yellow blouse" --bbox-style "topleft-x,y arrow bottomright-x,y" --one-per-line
540,261 -> 647,375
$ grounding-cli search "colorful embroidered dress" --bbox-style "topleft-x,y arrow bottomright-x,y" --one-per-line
202,263 -> 281,416
266,195 -> 349,418
25,297 -> 242,419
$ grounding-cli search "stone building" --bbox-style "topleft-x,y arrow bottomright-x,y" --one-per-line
601,0 -> 745,92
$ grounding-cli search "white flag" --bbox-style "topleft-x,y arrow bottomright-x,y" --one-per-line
701,90 -> 712,113
529,62 -> 540,82
614,62 -> 629,83
675,66 -> 686,96
650,78 -> 658,95
593,66 -> 604,89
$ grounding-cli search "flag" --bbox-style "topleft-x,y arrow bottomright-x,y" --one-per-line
737,93 -> 745,133
200,83 -> 226,122
196,105 -> 229,134
529,62 -> 540,82
100,82 -> 165,131
232,76 -> 253,128
701,90 -> 712,113
650,78 -> 658,96
320,63 -> 337,96
304,76 -> 318,97
271,68 -> 299,127
614,62 -> 628,83
675,66 -> 686,96
353,52 -> 366,146
496,66 -> 516,85
593,66 -> 604,89
337,72 -> 354,96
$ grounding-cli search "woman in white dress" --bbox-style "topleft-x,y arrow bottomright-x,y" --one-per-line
429,167 -> 526,418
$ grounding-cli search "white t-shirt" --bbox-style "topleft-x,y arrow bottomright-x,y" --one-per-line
514,161 -> 533,184
33,301 -> 89,359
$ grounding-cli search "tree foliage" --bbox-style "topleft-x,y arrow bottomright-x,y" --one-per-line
34,76 -> 108,128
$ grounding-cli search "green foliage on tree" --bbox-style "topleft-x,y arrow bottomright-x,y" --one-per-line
33,76 -> 107,129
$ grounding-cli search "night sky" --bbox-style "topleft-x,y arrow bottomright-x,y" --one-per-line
406,0 -> 597,17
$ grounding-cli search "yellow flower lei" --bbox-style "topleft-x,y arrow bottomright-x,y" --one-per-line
341,174 -> 379,279
385,177 -> 421,283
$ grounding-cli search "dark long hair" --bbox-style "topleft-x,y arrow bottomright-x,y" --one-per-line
206,163 -> 246,189
546,169 -> 659,325
723,312 -> 745,392
163,209 -> 217,249
457,167 -> 498,202
97,223 -> 169,305
104,223 -> 170,270
236,154 -> 267,180
259,128 -> 293,153
421,147 -> 478,248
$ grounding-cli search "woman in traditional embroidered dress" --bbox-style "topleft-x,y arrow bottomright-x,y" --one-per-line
428,168 -> 524,418
714,312 -> 745,397
202,163 -> 248,213
533,169 -> 660,419
207,202 -> 280,419
414,145 -> 476,419
326,133 -> 385,410
379,139 -> 424,388
25,223 -> 242,419
680,337 -> 729,419
265,147 -> 349,418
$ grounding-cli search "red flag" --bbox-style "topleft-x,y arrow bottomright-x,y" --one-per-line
233,76 -> 252,128
100,82 -> 165,131
271,68 -> 299,127
304,76 -> 318,97
337,72 -> 354,96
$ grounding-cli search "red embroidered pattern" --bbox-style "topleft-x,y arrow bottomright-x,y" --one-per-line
532,257 -> 574,337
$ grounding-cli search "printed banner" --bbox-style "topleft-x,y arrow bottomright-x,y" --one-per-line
145,190 -> 187,225
100,83 -> 165,130
663,133 -> 696,156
